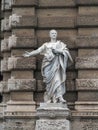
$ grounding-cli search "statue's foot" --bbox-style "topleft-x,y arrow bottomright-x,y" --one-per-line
59,96 -> 66,103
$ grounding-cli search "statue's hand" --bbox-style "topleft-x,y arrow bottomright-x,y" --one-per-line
52,49 -> 58,54
23,51 -> 30,57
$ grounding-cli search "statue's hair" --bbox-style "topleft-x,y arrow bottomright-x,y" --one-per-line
49,29 -> 57,35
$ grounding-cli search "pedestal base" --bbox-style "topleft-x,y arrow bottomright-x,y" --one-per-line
35,103 -> 71,130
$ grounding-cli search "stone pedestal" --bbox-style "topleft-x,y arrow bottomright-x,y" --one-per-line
35,103 -> 71,130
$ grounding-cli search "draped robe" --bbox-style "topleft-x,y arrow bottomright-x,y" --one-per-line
40,40 -> 73,101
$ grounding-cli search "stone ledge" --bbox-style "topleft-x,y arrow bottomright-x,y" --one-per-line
77,15 -> 98,27
76,79 -> 98,90
75,56 -> 98,69
72,110 -> 98,118
12,0 -> 38,6
75,101 -> 98,111
38,16 -> 76,28
77,0 -> 98,5
8,57 -> 36,70
76,36 -> 98,48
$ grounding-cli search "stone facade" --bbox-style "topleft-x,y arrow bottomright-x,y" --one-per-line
0,0 -> 98,130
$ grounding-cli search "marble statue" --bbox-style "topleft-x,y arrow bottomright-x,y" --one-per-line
23,30 -> 73,103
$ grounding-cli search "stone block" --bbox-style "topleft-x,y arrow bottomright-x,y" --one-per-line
38,16 -> 76,28
4,119 -> 36,130
77,15 -> 98,27
8,78 -> 36,91
12,29 -> 35,37
8,34 -> 37,49
76,79 -> 98,90
12,7 -> 35,15
39,0 -> 76,7
10,92 -> 34,101
9,14 -> 37,28
12,0 -> 38,6
8,56 -> 36,70
79,7 -> 98,15
76,36 -> 98,48
37,9 -> 77,17
0,81 -> 8,93
78,91 -> 98,101
11,70 -> 34,79
78,70 -> 98,79
77,0 -> 98,5
75,56 -> 98,69
78,49 -> 98,57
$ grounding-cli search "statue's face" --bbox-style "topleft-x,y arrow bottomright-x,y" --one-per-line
50,30 -> 57,39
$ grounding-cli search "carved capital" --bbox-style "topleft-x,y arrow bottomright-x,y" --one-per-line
1,18 -> 10,31
9,14 -> 22,28
1,39 -> 9,52
1,0 -> 13,10
8,34 -> 17,49
1,59 -> 8,72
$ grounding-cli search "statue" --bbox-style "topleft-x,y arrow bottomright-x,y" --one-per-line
23,30 -> 73,103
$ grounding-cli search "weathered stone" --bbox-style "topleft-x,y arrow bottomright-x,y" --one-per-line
0,81 -> 8,93
9,14 -> 37,28
35,103 -> 70,130
11,70 -> 34,79
77,15 -> 98,27
38,16 -> 76,28
79,7 -> 98,15
8,56 -> 36,70
78,91 -> 98,101
76,36 -> 98,48
78,49 -> 98,57
75,56 -> 98,69
9,37 -> 37,49
78,70 -> 98,79
77,0 -> 98,5
76,79 -> 98,90
1,0 -> 12,10
12,29 -> 35,37
39,0 -> 76,7
8,78 -> 36,91
12,0 -> 38,6
12,7 -> 35,16
71,118 -> 98,130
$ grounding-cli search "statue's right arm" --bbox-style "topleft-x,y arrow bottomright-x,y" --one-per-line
23,44 -> 45,57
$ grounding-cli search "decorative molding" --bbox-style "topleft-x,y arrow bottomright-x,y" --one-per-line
76,79 -> 98,90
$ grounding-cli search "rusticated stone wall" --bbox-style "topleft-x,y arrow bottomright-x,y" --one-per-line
0,0 -> 98,130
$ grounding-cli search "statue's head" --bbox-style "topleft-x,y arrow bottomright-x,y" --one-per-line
49,29 -> 57,39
